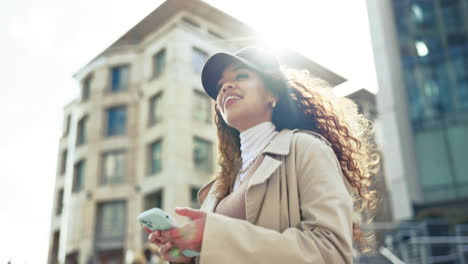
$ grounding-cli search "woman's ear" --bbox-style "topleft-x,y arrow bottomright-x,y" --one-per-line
268,95 -> 278,108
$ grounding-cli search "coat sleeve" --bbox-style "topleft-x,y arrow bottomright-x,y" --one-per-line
198,134 -> 354,264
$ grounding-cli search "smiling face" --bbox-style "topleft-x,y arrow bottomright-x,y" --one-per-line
215,63 -> 277,132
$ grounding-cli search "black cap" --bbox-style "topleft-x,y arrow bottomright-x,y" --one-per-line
201,47 -> 280,100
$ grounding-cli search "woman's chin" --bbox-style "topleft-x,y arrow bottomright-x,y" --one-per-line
224,114 -> 246,131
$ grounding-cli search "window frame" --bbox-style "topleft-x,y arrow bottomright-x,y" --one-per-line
60,149 -> 68,175
72,159 -> 85,193
193,89 -> 212,124
63,114 -> 71,137
193,137 -> 213,173
94,200 -> 127,248
100,149 -> 127,185
152,48 -> 166,79
76,115 -> 88,146
82,74 -> 93,101
105,105 -> 127,137
56,189 -> 64,216
148,139 -> 163,175
149,92 -> 163,127
109,64 -> 130,93
192,47 -> 209,74
189,186 -> 201,209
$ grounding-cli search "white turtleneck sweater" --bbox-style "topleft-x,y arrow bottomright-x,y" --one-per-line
233,121 -> 278,191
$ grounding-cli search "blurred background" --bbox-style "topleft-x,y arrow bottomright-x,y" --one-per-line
1,0 -> 467,263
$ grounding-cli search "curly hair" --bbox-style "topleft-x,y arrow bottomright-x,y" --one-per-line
210,66 -> 380,248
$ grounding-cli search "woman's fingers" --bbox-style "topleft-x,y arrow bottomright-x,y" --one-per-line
160,242 -> 173,255
160,228 -> 179,242
159,242 -> 193,263
175,207 -> 206,220
148,231 -> 164,245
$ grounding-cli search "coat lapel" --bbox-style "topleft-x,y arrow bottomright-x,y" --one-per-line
246,129 -> 294,188
243,130 -> 297,223
201,129 -> 326,222
247,155 -> 283,187
245,154 -> 282,223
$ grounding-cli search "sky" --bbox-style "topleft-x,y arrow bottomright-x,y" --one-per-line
0,0 -> 377,263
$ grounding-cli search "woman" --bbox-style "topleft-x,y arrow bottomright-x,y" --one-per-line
147,47 -> 378,263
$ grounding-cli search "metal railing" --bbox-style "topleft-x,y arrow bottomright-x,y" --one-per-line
354,222 -> 468,264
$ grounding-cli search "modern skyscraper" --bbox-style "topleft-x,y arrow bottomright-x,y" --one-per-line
47,1 -> 347,263
367,0 -> 468,262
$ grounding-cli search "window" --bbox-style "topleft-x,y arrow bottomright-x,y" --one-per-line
144,190 -> 163,210
97,249 -> 124,264
152,49 -> 166,78
110,65 -> 129,92
50,231 -> 60,264
447,33 -> 467,52
190,186 -> 200,209
76,115 -> 88,146
106,106 -> 127,137
72,160 -> 85,193
56,189 -> 64,216
410,2 -> 435,28
65,251 -> 79,264
60,150 -> 68,175
193,137 -> 212,172
63,115 -> 71,137
149,93 -> 163,126
82,75 -> 92,101
192,47 -> 208,73
148,140 -> 162,175
95,201 -> 126,249
101,150 -> 126,185
193,90 -> 212,123
440,0 -> 463,30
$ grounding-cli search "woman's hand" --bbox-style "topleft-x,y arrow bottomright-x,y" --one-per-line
158,241 -> 194,263
147,207 -> 206,261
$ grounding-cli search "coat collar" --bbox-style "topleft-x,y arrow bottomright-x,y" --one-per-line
198,129 -> 332,213
261,129 -> 294,156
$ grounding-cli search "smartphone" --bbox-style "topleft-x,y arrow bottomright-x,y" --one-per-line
138,208 -> 200,258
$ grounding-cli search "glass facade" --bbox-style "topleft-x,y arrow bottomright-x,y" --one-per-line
392,0 -> 468,202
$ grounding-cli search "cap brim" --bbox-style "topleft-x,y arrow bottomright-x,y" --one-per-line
201,52 -> 258,100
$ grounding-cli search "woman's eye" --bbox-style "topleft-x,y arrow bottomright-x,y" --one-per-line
236,73 -> 248,80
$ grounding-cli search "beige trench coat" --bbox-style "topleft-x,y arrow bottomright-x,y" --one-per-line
195,129 -> 354,264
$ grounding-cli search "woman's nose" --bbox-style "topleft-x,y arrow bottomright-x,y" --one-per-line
221,82 -> 234,93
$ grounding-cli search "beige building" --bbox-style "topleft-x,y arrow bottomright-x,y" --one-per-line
47,0 -> 346,263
